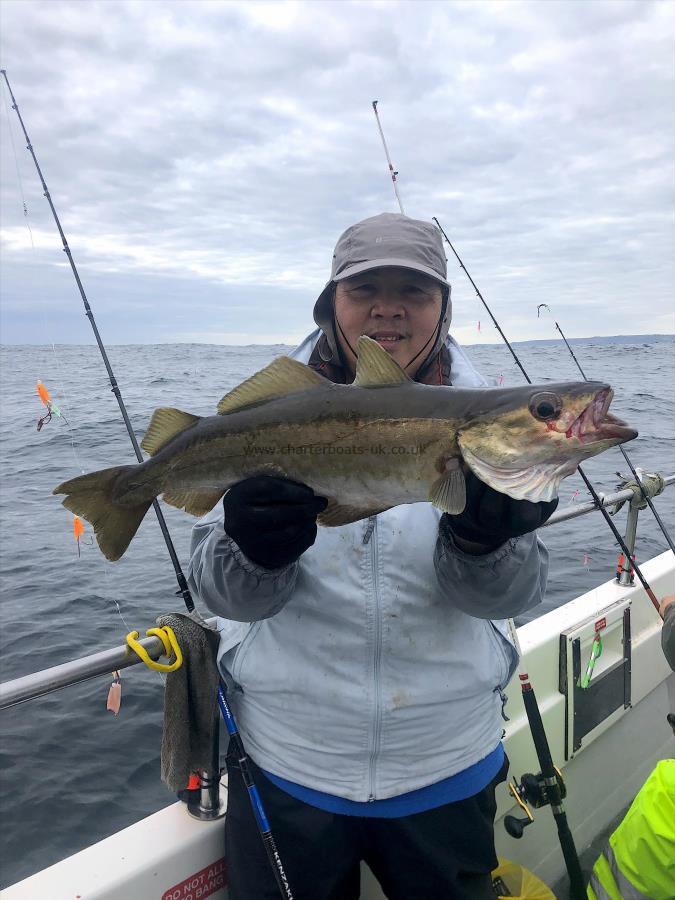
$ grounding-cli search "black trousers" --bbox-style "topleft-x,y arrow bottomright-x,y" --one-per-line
224,750 -> 509,900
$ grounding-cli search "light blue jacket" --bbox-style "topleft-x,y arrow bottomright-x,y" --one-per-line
187,331 -> 548,801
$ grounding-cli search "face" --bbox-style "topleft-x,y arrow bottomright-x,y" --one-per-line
334,267 -> 444,377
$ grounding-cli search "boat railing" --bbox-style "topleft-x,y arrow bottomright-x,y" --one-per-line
1,473 -> 672,711
543,473 -> 673,527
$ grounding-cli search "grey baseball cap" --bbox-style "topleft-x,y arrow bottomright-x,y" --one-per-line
313,212 -> 452,364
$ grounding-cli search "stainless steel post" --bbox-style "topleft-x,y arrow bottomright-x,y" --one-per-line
618,467 -> 644,586
187,718 -> 226,820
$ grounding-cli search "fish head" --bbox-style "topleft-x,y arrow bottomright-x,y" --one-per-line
457,381 -> 637,503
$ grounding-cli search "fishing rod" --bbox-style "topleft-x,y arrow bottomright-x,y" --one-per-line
371,101 -> 533,387
508,620 -> 587,900
369,99 -> 664,609
436,218 -> 533,386
372,101 -> 406,216
538,310 -> 674,558
431,217 -> 662,614
218,688 -> 293,899
2,68 -> 293,900
0,68 -> 193,614
428,216 -> 666,900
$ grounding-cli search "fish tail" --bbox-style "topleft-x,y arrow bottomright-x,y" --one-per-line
53,465 -> 152,561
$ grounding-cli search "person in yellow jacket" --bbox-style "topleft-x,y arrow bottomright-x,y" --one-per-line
586,758 -> 675,899
587,593 -> 675,899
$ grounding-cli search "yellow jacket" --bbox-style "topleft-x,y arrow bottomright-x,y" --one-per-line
587,759 -> 675,899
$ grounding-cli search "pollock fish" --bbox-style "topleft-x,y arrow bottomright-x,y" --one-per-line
53,336 -> 637,561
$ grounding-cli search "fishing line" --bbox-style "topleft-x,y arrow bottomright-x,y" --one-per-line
372,101 -> 405,215
38,355 -> 88,476
537,307 -> 674,556
41,373 -> 136,637
371,101 -> 533,384
334,303 -> 443,376
402,304 -> 445,374
4,79 -> 129,635
35,358 -> 137,639
1,79 -> 34,247
370,98 -> 450,373
1,67 -> 194,615
2,68 -> 289,898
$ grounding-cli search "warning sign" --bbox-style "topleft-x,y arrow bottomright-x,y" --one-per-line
162,858 -> 226,900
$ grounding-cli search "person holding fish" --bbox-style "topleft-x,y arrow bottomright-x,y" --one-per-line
183,213 -> 628,900
54,213 -> 637,899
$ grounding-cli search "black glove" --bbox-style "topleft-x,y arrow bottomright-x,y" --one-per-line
444,470 -> 558,551
223,475 -> 328,569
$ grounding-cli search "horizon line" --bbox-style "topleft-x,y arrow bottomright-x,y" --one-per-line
1,332 -> 673,349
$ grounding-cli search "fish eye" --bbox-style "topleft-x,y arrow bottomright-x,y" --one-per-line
529,392 -> 562,421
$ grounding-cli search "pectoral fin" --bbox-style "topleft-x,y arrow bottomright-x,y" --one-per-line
429,463 -> 466,514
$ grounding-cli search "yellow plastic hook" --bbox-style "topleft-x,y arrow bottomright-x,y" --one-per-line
126,626 -> 183,672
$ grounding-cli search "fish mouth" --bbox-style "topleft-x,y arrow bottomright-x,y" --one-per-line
567,388 -> 637,444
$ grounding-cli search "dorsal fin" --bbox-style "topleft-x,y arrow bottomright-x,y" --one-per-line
217,356 -> 326,415
354,335 -> 413,387
141,408 -> 200,456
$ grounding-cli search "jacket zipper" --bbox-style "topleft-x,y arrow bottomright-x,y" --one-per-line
489,622 -> 512,721
367,515 -> 382,800
490,622 -> 512,691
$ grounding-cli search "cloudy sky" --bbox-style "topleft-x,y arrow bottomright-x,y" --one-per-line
1,0 -> 673,346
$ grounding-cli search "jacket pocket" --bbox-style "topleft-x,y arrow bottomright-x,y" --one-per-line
216,618 -> 255,692
230,620 -> 264,688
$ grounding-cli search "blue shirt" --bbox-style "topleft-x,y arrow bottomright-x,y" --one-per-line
262,743 -> 504,818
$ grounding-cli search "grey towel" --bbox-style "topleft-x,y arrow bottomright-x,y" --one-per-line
610,473 -> 665,515
156,610 -> 220,792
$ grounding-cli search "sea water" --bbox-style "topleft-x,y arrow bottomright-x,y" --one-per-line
0,338 -> 673,886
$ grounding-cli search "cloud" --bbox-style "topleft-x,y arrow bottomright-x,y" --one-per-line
1,0 -> 673,345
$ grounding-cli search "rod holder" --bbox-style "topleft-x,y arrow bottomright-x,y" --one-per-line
618,468 -> 643,585
187,710 -> 226,820
187,768 -> 226,821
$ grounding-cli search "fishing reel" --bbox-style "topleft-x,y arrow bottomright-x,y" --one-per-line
504,767 -> 567,839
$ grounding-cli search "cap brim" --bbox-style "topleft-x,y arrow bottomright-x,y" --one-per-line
333,258 -> 449,287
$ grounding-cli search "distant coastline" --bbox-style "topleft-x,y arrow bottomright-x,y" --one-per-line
471,333 -> 674,349
1,333 -> 673,349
